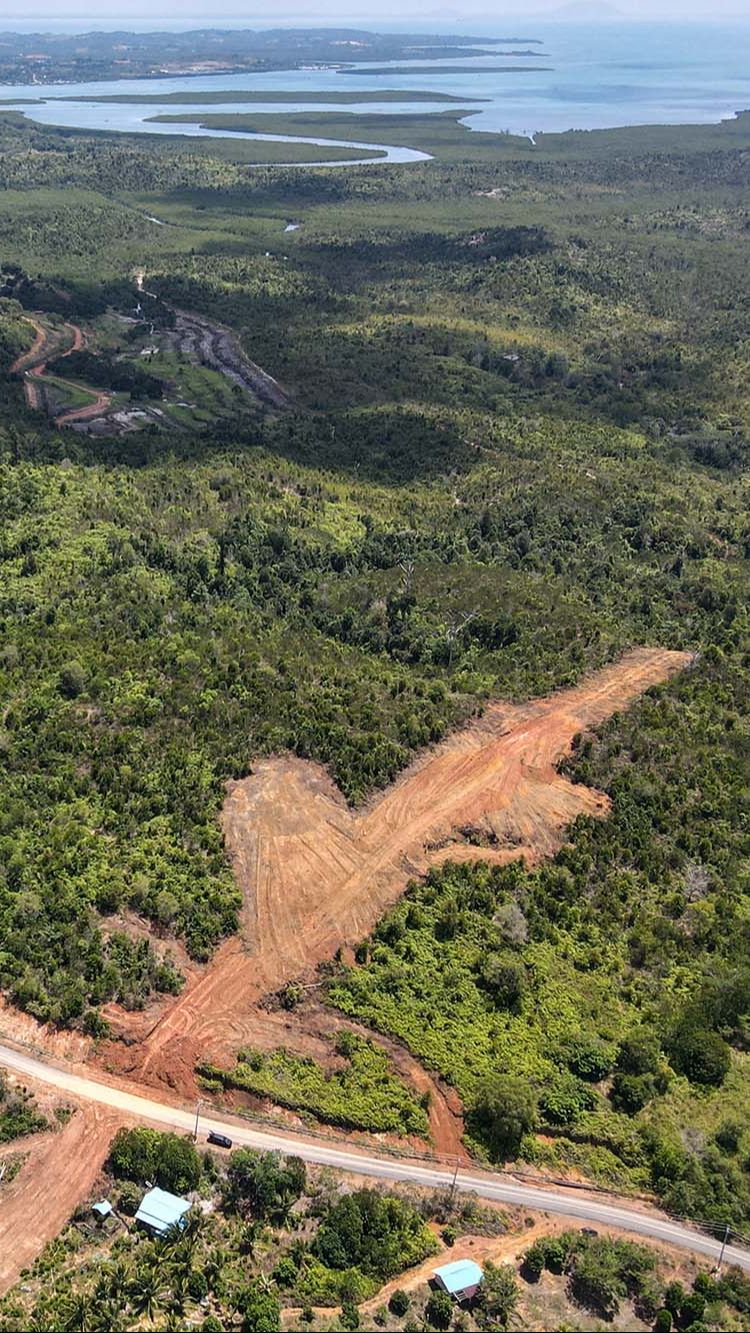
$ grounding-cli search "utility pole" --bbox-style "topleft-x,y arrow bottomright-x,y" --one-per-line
717,1223 -> 731,1273
448,1156 -> 460,1210
193,1097 -> 202,1143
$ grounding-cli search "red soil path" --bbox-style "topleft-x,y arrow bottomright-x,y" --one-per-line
108,648 -> 690,1113
9,314 -> 111,425
0,1102 -> 127,1291
9,316 -> 47,375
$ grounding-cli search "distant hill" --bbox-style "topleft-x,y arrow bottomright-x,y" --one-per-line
548,0 -> 625,18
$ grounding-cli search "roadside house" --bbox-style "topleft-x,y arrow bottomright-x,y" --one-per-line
135,1186 -> 191,1238
433,1258 -> 484,1303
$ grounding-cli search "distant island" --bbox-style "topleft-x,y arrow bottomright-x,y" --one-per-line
0,26 -> 538,86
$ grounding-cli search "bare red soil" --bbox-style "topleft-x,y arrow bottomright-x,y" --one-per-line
104,648 -> 689,1117
0,1101 -> 127,1291
9,314 -> 111,424
9,316 -> 47,375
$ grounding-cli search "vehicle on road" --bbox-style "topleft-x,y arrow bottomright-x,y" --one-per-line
207,1131 -> 233,1149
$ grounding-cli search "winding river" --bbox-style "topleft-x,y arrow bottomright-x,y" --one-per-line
0,21 -> 748,167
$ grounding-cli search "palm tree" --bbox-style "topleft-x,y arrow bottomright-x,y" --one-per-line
90,1298 -> 124,1332
128,1267 -> 164,1322
166,1273 -> 189,1316
106,1262 -> 130,1304
59,1292 -> 95,1333
182,1208 -> 208,1245
27,1309 -> 55,1333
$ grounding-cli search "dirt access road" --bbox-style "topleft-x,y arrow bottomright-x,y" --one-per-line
0,1098 -> 126,1290
1,1039 -> 748,1277
10,315 -> 111,426
123,647 -> 690,1090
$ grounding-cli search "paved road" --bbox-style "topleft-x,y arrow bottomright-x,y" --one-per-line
1,1041 -> 747,1271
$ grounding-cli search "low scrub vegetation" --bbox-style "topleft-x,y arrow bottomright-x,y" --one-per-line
198,1031 -> 429,1137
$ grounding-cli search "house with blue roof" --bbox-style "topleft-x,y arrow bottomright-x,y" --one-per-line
433,1257 -> 484,1302
135,1186 -> 192,1238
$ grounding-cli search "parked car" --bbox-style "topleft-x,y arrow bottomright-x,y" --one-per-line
207,1131 -> 233,1149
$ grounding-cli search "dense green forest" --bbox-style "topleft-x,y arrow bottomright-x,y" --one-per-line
2,97 -> 750,1234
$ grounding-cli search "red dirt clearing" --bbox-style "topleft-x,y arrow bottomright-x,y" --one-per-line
0,1101 -> 127,1290
125,647 -> 690,1090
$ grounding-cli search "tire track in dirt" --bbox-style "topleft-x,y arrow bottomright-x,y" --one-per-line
0,1101 -> 127,1291
107,647 -> 690,1119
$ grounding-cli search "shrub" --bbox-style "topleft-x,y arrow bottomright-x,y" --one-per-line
481,955 -> 526,1011
389,1288 -> 410,1316
341,1300 -> 360,1330
58,661 -> 86,698
224,1149 -> 306,1219
715,1120 -> 743,1154
680,1292 -> 706,1325
467,1074 -> 537,1160
562,1036 -> 613,1082
662,1281 -> 685,1315
478,1261 -> 519,1329
610,1072 -> 656,1115
237,1281 -> 281,1332
424,1289 -> 453,1330
654,1310 -> 673,1333
667,1026 -> 731,1086
272,1256 -> 298,1287
116,1180 -> 142,1216
520,1239 -> 546,1281
539,1074 -> 596,1126
314,1189 -> 437,1280
616,1031 -> 661,1076
107,1127 -> 202,1193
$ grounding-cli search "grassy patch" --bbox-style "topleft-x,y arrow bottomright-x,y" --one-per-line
198,1032 -> 429,1137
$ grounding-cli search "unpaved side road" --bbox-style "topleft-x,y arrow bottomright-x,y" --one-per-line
9,315 -> 112,425
0,1100 -> 127,1291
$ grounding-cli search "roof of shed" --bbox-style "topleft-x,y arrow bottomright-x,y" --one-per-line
433,1258 -> 484,1293
135,1186 -> 191,1233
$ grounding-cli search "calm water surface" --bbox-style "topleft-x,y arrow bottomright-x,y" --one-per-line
1,22 -> 748,157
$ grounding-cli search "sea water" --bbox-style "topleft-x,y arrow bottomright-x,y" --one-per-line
0,21 -> 747,150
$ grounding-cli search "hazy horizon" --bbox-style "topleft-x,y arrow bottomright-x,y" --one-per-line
1,5 -> 749,29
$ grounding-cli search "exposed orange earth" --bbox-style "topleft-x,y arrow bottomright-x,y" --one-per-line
106,647 -> 690,1100
9,314 -> 111,424
0,1101 -> 128,1290
0,647 -> 690,1288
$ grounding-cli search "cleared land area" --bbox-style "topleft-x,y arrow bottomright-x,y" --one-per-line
167,308 -> 291,409
117,648 -> 690,1092
0,1100 -> 126,1290
9,314 -> 111,424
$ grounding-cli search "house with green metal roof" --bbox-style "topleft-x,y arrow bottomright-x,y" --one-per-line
433,1258 -> 484,1302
